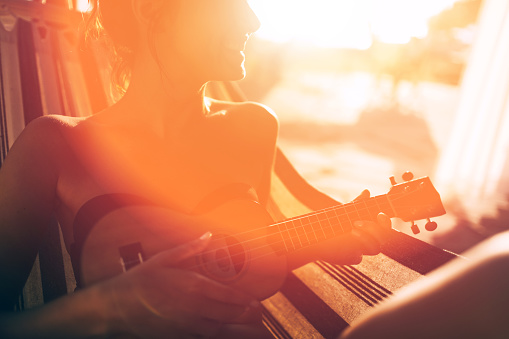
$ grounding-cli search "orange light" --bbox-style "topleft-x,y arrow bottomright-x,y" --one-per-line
75,0 -> 92,12
249,0 -> 460,48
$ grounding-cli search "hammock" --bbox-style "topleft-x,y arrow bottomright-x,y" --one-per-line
0,2 -> 457,337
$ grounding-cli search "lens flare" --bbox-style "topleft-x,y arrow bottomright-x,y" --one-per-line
249,0 -> 460,48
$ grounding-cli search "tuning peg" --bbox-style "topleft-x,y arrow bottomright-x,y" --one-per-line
425,219 -> 438,231
411,222 -> 420,234
402,171 -> 414,181
389,176 -> 397,186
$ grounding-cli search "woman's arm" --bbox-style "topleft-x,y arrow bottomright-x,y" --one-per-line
0,117 -> 258,338
0,234 -> 259,338
0,116 -> 114,337
0,283 -> 114,338
0,117 -> 61,309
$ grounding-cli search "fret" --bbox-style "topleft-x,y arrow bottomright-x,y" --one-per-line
322,218 -> 335,238
317,212 -> 328,238
326,211 -> 338,236
318,212 -> 327,222
286,220 -> 302,249
351,201 -> 362,224
330,208 -> 345,233
266,225 -> 287,255
261,177 -> 441,255
336,205 -> 353,231
329,213 -> 342,233
365,198 -> 380,220
325,210 -> 340,235
374,195 -> 393,216
355,200 -> 372,221
308,214 -> 326,241
294,218 -> 310,247
301,216 -> 318,244
344,203 -> 359,219
315,211 -> 332,239
277,223 -> 293,252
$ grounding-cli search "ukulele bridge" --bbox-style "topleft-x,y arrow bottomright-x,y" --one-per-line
119,242 -> 145,272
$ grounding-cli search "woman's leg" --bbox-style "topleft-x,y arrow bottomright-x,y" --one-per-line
340,230 -> 509,339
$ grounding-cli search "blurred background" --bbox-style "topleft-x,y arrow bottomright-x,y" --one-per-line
238,0 -> 509,254
15,0 -> 509,254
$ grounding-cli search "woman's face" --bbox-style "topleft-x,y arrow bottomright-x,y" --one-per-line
154,0 -> 261,84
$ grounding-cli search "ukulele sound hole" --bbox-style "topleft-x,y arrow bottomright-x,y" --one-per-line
197,234 -> 246,281
215,249 -> 230,272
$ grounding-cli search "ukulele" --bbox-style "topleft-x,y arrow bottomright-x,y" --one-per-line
80,176 -> 445,300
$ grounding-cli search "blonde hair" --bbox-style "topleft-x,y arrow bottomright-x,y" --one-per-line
84,0 -> 173,96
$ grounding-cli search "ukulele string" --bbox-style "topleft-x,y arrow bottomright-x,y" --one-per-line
196,198 -> 376,254
198,192 -> 389,244
184,236 -> 310,272
216,185 -> 416,242
193,188 -> 429,264
184,190 -> 431,272
184,193 -> 413,270
185,191 -> 394,271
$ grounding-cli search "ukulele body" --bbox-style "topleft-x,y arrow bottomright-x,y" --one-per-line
80,176 -> 446,300
80,199 -> 288,300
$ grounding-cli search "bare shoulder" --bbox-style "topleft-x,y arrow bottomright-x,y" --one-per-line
22,114 -> 85,133
5,115 -> 88,172
15,115 -> 86,146
209,98 -> 278,123
207,98 -> 279,140
206,99 -> 278,203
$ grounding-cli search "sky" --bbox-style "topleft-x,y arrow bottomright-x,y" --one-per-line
248,0 -> 461,48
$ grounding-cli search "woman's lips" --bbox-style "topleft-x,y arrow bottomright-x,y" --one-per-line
223,35 -> 249,52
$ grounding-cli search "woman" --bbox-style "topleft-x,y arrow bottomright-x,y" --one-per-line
0,0 -> 390,337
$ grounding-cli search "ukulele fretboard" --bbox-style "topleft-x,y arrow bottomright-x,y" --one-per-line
266,195 -> 394,254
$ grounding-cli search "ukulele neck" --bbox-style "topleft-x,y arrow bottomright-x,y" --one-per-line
266,195 -> 394,254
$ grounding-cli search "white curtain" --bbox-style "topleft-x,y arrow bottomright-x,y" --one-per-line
435,0 -> 509,217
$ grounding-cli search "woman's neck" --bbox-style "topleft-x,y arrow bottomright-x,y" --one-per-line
112,68 -> 209,140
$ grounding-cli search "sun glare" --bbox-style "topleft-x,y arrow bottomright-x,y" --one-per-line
75,0 -> 92,12
249,0 -> 460,48
73,0 -> 458,47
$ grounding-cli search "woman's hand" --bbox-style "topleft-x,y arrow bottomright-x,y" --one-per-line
317,189 -> 392,265
100,233 -> 258,338
318,212 -> 392,265
287,190 -> 393,269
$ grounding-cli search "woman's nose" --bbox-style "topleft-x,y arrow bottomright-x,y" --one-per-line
240,1 -> 261,34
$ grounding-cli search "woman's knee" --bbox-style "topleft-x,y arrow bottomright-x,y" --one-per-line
465,230 -> 509,265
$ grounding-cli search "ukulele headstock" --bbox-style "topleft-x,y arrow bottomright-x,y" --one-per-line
387,175 -> 446,226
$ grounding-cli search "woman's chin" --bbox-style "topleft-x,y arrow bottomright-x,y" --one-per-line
199,51 -> 248,83
217,51 -> 248,81
211,65 -> 247,82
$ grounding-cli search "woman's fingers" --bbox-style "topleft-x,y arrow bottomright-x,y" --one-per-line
352,213 -> 392,255
352,224 -> 381,256
336,237 -> 364,265
167,275 -> 255,323
197,275 -> 257,308
377,212 -> 392,229
354,213 -> 392,237
153,269 -> 257,321
104,232 -> 263,337
353,189 -> 370,202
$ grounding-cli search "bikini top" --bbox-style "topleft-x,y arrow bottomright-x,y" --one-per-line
69,183 -> 258,287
